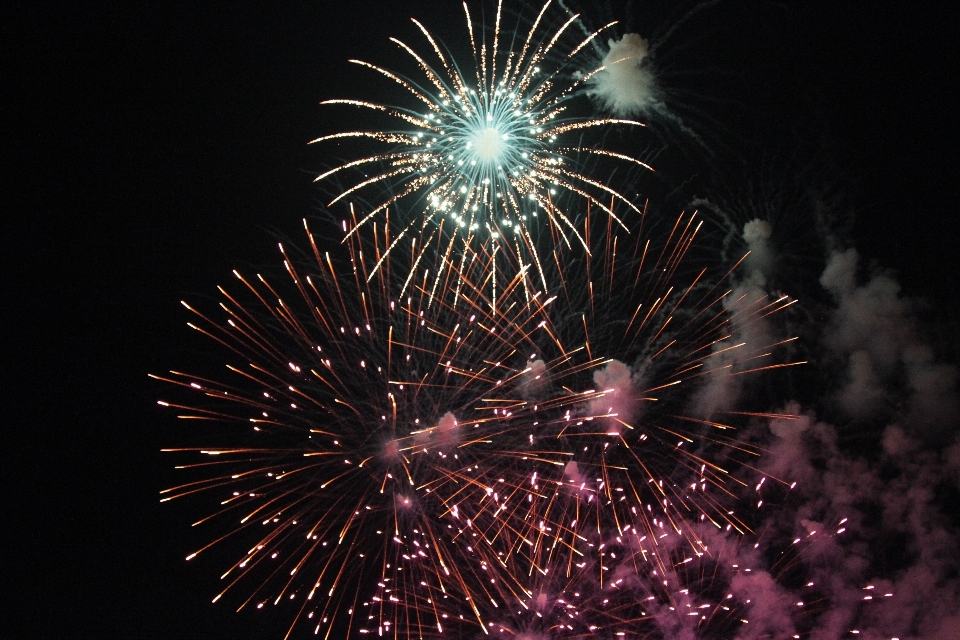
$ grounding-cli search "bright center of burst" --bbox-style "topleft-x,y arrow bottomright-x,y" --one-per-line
473,127 -> 505,163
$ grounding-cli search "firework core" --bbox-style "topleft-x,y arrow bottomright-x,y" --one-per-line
473,126 -> 506,163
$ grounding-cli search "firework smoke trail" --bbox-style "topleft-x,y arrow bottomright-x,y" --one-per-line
311,0 -> 654,302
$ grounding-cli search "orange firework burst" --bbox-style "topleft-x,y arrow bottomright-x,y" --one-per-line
155,210 -> 597,638
156,195 -> 803,637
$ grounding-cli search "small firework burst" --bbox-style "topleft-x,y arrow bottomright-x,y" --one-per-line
312,0 -> 653,293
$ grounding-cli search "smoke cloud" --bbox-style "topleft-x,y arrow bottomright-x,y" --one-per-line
588,34 -> 659,117
590,359 -> 639,434
709,240 -> 960,638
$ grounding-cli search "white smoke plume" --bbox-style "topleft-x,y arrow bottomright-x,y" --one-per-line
589,359 -> 639,435
563,460 -> 585,484
414,411 -> 461,450
820,248 -> 960,434
587,34 -> 659,117
742,219 -> 774,287
519,358 -> 548,399
692,219 -> 776,417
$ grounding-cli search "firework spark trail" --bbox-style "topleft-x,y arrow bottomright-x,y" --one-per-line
311,0 -> 653,303
155,167 -> 807,639
151,0 -> 960,636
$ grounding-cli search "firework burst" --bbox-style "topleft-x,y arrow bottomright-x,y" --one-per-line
312,0 -> 653,294
156,202 -> 802,637
154,211 -> 603,637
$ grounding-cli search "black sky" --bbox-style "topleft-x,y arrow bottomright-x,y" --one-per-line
3,1 -> 958,638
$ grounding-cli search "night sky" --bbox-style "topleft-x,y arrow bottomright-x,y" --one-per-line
4,2 -> 959,638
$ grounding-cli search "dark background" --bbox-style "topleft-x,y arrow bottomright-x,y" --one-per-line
3,1 -> 958,638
